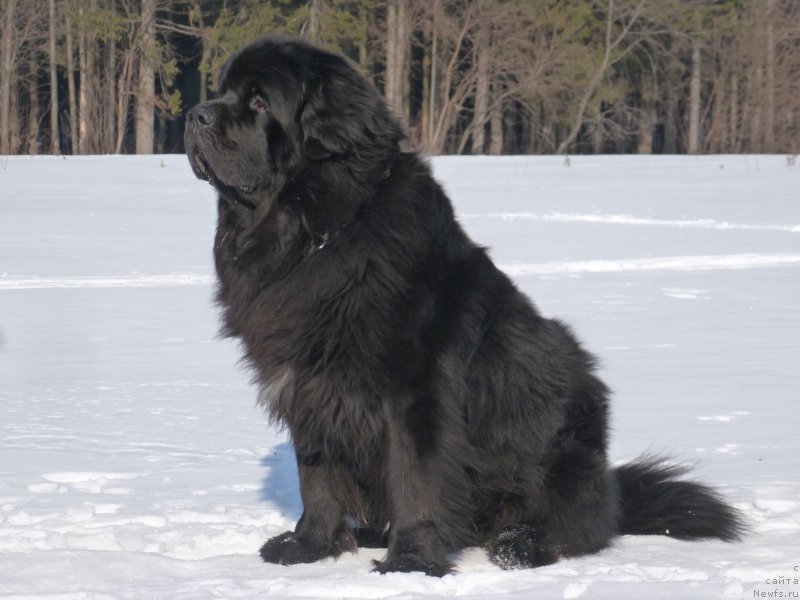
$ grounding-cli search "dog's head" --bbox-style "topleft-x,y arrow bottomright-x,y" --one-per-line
184,36 -> 404,206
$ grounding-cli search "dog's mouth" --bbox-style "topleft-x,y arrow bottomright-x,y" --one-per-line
191,148 -> 257,196
190,148 -> 211,182
190,147 -> 259,212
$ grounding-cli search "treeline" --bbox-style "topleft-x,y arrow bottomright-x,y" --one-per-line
1,0 -> 799,156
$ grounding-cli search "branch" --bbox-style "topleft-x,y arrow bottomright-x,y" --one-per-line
156,19 -> 202,37
556,0 -> 647,154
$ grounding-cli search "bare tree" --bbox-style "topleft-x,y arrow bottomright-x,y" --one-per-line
65,4 -> 78,153
696,0 -> 799,155
4,0 -> 798,156
385,0 -> 411,127
48,0 -> 59,153
114,25 -> 137,153
687,8 -> 702,154
424,0 -> 479,154
1,0 -> 19,155
764,0 -> 775,151
77,0 -> 90,153
556,0 -> 650,155
304,0 -> 326,43
103,0 -> 116,152
1,0 -> 44,154
488,83 -> 503,154
136,0 -> 156,154
26,52 -> 41,153
470,12 -> 489,154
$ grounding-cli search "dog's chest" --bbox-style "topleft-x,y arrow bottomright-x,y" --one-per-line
272,376 -> 385,465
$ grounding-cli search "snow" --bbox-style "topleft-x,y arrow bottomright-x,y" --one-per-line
1,154 -> 799,599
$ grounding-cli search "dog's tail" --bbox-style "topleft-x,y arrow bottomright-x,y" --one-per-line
614,456 -> 745,542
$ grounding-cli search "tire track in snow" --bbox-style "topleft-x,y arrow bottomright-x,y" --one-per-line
464,211 -> 800,233
499,253 -> 800,276
2,253 -> 799,289
0,274 -> 214,290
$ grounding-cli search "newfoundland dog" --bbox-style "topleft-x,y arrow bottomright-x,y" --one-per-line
184,35 -> 742,576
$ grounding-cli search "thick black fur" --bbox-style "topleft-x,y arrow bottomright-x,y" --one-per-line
184,35 -> 744,576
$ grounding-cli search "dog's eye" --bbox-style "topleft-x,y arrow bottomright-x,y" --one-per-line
249,94 -> 269,114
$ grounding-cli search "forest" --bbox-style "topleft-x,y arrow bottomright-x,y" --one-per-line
1,0 -> 798,156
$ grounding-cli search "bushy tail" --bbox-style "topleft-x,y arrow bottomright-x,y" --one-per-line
614,456 -> 745,542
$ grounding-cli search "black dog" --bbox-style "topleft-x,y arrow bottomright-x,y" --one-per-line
185,35 -> 743,576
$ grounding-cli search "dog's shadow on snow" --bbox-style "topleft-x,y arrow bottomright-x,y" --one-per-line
260,442 -> 302,521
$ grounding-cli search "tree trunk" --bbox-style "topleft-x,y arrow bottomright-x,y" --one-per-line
398,2 -> 410,122
488,84 -> 503,155
65,8 -> 78,154
386,0 -> 396,98
637,102 -> 654,154
199,31 -> 210,104
687,30 -> 702,154
105,35 -> 116,152
9,73 -> 20,153
305,0 -> 324,43
86,0 -> 99,152
591,123 -> 604,154
0,0 -> 17,155
428,1 -> 438,150
664,80 -> 676,154
711,67 -> 727,154
27,54 -> 41,154
765,0 -> 775,152
115,47 -> 134,153
385,0 -> 410,127
78,0 -> 89,154
730,65 -> 739,152
420,24 -> 430,149
470,19 -> 489,154
750,65 -> 763,153
191,0 -> 208,103
357,3 -> 368,69
48,0 -> 60,154
136,0 -> 156,154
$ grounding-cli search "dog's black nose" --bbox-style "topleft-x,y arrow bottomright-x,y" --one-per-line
187,104 -> 216,127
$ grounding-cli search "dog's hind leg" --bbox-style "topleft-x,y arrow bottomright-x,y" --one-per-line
487,446 -> 620,569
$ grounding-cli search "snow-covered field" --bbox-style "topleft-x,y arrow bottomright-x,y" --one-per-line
1,154 -> 798,599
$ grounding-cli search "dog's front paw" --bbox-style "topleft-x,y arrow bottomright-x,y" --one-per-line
372,554 -> 453,577
260,531 -> 329,565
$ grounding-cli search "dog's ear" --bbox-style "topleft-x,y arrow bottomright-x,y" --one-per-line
300,55 -> 404,160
